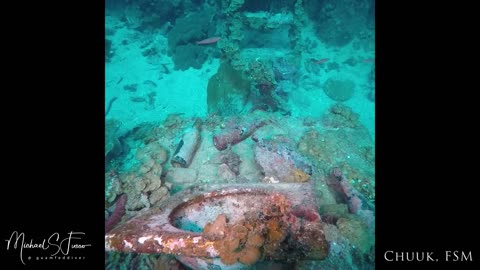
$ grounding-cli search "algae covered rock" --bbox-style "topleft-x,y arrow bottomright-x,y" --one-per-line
173,44 -> 208,70
105,173 -> 122,206
298,128 -> 372,170
323,78 -> 355,102
297,127 -> 375,202
224,0 -> 245,14
304,0 -> 372,47
207,62 -> 251,116
167,9 -> 215,49
105,119 -> 122,160
322,103 -> 361,129
167,9 -> 216,70
336,217 -> 373,254
254,136 -> 313,183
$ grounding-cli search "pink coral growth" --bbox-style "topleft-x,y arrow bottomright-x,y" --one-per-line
292,206 -> 320,222
327,167 -> 364,214
105,194 -> 127,233
348,196 -> 363,214
331,167 -> 343,179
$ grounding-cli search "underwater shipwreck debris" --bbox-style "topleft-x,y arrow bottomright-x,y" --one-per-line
213,120 -> 267,151
254,136 -> 313,183
327,167 -> 374,215
105,184 -> 330,269
105,194 -> 127,233
171,121 -> 201,168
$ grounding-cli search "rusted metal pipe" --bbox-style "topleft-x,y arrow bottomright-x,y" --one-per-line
213,121 -> 266,150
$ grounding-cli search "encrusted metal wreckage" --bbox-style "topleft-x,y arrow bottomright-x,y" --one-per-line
105,183 -> 330,266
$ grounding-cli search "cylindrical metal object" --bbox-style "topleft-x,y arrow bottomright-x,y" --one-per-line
213,121 -> 266,151
171,126 -> 200,168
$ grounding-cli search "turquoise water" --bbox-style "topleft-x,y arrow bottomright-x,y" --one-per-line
105,0 -> 375,269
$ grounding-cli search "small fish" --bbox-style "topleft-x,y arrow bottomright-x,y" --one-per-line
105,97 -> 118,117
196,37 -> 221,45
144,80 -> 157,88
312,58 -> 329,64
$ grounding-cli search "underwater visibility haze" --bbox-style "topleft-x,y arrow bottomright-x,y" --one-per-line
105,0 -> 375,269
